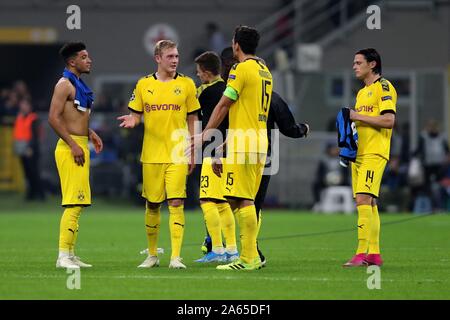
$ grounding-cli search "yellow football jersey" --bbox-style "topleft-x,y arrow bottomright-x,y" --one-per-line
129,73 -> 200,163
226,58 -> 273,154
354,77 -> 397,160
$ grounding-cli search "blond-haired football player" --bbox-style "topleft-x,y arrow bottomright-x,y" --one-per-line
118,40 -> 200,269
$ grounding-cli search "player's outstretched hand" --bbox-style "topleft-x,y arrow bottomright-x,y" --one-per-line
301,123 -> 310,138
117,114 -> 137,128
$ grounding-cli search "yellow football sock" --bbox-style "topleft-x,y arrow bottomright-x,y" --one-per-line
217,202 -> 236,252
356,205 -> 372,254
237,205 -> 258,263
145,205 -> 161,256
256,209 -> 262,237
69,224 -> 79,255
59,206 -> 82,253
369,205 -> 381,254
168,205 -> 185,259
201,202 -> 223,249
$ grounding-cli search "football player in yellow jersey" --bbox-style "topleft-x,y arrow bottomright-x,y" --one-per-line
118,40 -> 200,269
193,51 -> 238,264
191,26 -> 272,270
343,48 -> 397,267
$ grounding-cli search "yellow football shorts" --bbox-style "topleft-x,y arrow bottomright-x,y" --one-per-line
142,163 -> 187,203
200,157 -> 226,201
55,135 -> 91,207
351,154 -> 387,198
223,153 -> 266,201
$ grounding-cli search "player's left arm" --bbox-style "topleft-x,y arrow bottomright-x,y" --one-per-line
201,63 -> 241,139
88,128 -> 103,154
272,92 -> 309,138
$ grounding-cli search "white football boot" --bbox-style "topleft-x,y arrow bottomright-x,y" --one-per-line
138,255 -> 160,268
56,256 -> 80,269
169,257 -> 186,269
70,255 -> 92,267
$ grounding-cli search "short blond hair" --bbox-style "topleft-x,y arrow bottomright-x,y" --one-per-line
154,40 -> 177,57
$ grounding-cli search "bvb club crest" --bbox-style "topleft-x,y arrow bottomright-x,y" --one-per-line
78,191 -> 85,201
174,86 -> 181,95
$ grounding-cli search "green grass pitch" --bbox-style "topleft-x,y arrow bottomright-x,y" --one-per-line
0,194 -> 449,300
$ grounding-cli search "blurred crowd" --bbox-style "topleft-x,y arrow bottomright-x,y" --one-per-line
0,80 -> 46,200
0,80 -> 32,124
1,80 -> 449,212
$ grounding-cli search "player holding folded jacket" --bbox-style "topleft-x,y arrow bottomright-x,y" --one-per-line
343,48 -> 397,267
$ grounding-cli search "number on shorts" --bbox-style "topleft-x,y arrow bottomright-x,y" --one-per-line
226,172 -> 234,186
201,175 -> 209,188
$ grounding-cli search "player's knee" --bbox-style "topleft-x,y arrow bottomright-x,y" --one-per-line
168,199 -> 184,207
200,199 -> 211,206
355,194 -> 372,206
239,199 -> 254,209
146,201 -> 161,210
227,199 -> 238,211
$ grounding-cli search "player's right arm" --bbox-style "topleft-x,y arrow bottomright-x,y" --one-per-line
117,111 -> 141,128
48,80 -> 85,166
349,107 -> 395,129
271,92 -> 309,138
118,81 -> 143,128
350,80 -> 396,129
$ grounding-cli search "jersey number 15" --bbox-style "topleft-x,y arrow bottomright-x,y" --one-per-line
261,80 -> 271,112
